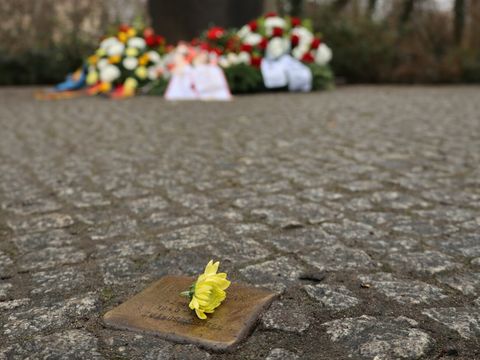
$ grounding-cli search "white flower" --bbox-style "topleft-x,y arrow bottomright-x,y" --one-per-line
107,42 -> 125,56
292,44 -> 309,60
227,53 -> 240,65
147,65 -> 160,80
315,43 -> 333,65
243,32 -> 262,46
147,51 -> 162,64
237,25 -> 251,39
99,64 -> 121,83
218,56 -> 230,68
123,57 -> 138,70
266,38 -> 288,60
128,37 -> 146,49
100,37 -> 120,49
265,16 -> 286,36
238,51 -> 251,65
97,58 -> 110,70
291,26 -> 314,47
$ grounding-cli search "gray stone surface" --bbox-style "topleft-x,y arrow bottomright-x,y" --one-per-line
304,283 -> 360,311
1,87 -> 480,358
384,250 -> 462,275
265,348 -> 299,360
323,315 -> 434,359
358,272 -> 447,304
437,272 -> 480,295
0,330 -> 103,360
422,307 -> 480,339
261,301 -> 312,333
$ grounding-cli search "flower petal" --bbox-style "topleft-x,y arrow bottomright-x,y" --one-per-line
195,308 -> 207,320
204,260 -> 219,275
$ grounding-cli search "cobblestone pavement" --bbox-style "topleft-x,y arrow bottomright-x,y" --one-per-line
0,86 -> 479,359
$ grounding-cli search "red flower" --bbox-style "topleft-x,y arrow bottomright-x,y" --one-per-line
311,38 -> 322,49
291,34 -> 300,47
251,56 -> 262,68
200,42 -> 210,51
272,27 -> 283,37
301,52 -> 315,63
226,38 -> 236,51
143,27 -> 155,38
241,43 -> 253,53
265,12 -> 277,18
145,35 -> 157,47
207,27 -> 225,40
248,20 -> 258,32
211,47 -> 222,56
118,24 -> 130,32
145,34 -> 165,47
291,17 -> 301,27
259,38 -> 269,50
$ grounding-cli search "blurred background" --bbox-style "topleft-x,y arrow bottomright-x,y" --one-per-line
1,0 -> 479,85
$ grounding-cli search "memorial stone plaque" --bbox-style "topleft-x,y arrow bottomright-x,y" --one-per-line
103,275 -> 277,351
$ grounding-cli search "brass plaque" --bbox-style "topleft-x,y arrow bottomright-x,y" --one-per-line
103,276 -> 277,351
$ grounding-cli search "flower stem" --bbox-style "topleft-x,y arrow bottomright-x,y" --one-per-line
180,290 -> 191,297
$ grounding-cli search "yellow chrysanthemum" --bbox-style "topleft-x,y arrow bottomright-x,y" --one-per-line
135,66 -> 148,79
88,55 -> 98,65
181,260 -> 231,320
108,55 -> 121,64
125,47 -> 139,57
118,31 -> 128,43
96,48 -> 106,57
99,82 -> 112,93
138,54 -> 150,66
86,70 -> 98,85
127,28 -> 137,38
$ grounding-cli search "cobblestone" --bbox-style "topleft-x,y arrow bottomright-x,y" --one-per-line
323,315 -> 434,359
1,87 -> 480,358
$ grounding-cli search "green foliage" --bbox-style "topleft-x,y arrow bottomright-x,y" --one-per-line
0,45 -> 88,85
144,77 -> 169,95
461,51 -> 480,83
223,64 -> 265,93
310,4 -> 480,84
317,17 -> 396,83
308,64 -> 335,90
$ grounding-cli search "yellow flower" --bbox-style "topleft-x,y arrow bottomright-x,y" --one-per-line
88,55 -> 98,65
109,55 -> 121,64
125,47 -> 139,57
96,48 -> 106,57
181,260 -> 230,320
86,70 -> 98,85
138,53 -> 150,66
99,82 -> 112,93
135,66 -> 147,79
118,31 -> 128,43
123,77 -> 138,97
127,28 -> 137,38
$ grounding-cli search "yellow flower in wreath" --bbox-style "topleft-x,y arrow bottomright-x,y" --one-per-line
127,28 -> 137,38
118,31 -> 128,43
135,66 -> 148,79
125,47 -> 139,57
88,55 -> 98,65
86,70 -> 98,85
138,53 -> 150,66
108,55 -> 121,64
